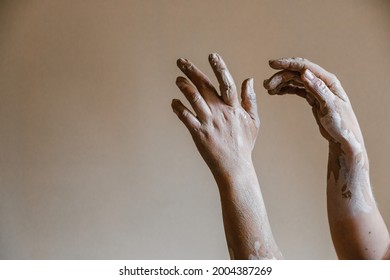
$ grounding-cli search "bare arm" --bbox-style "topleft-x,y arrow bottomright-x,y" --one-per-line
264,57 -> 390,259
171,53 -> 282,259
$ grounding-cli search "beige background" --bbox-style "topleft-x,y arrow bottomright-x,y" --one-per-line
0,0 -> 389,259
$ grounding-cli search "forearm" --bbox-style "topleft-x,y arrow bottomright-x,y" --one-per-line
327,141 -> 390,259
212,160 -> 282,260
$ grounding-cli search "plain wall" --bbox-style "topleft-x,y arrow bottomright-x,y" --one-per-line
0,0 -> 389,259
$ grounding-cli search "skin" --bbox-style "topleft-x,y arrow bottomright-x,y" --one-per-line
171,53 -> 282,260
264,57 -> 390,259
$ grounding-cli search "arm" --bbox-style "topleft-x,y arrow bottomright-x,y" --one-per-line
171,53 -> 282,259
264,57 -> 390,259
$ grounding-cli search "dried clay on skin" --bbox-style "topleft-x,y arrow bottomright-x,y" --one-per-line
324,112 -> 375,220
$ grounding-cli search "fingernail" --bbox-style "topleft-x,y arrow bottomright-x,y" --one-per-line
176,76 -> 185,85
304,69 -> 315,80
177,58 -> 188,69
209,53 -> 219,65
209,53 -> 218,60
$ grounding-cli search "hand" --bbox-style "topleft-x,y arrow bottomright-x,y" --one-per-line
264,57 -> 364,154
171,53 -> 260,177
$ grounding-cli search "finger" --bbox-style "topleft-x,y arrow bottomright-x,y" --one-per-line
176,76 -> 211,121
264,70 -> 305,96
241,78 -> 260,128
275,85 -> 318,106
264,67 -> 334,109
171,99 -> 201,131
267,80 -> 304,95
287,80 -> 305,88
269,57 -> 339,91
208,53 -> 239,107
263,70 -> 303,91
301,69 -> 335,113
266,80 -> 318,106
177,58 -> 220,102
271,85 -> 308,99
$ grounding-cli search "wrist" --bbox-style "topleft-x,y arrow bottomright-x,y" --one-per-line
329,141 -> 368,169
210,158 -> 257,190
336,126 -> 366,154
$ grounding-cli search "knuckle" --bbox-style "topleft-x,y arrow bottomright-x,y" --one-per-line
189,92 -> 201,104
221,81 -> 236,95
313,80 -> 331,97
179,110 -> 189,119
290,60 -> 304,70
224,83 -> 233,92
200,78 -> 213,90
329,74 -> 341,89
184,63 -> 194,72
291,57 -> 311,71
314,79 -> 325,90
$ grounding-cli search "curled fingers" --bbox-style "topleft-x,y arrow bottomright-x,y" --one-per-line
264,70 -> 314,104
264,70 -> 303,93
269,57 -> 347,101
